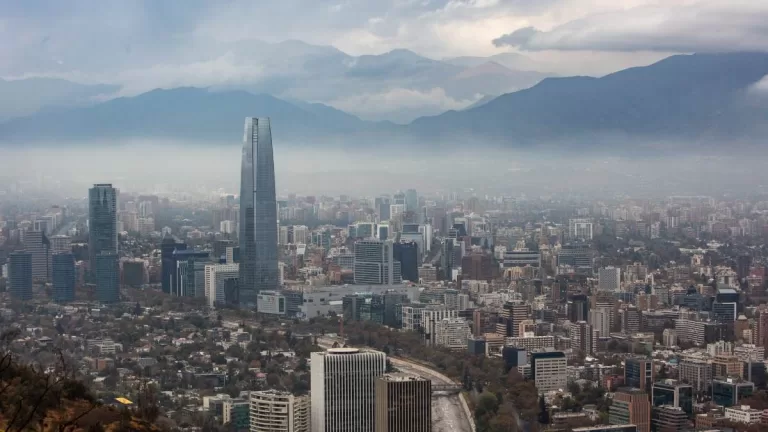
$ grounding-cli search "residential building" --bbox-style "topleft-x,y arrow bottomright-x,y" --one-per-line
250,390 -> 310,432
610,389 -> 651,432
599,267 -> 621,292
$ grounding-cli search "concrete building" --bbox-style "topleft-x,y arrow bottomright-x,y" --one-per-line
95,252 -> 119,303
569,321 -> 597,355
24,230 -> 50,281
205,263 -> 240,308
52,252 -> 76,303
374,374 -> 431,432
724,405 -> 761,424
530,351 -> 567,393
310,348 -> 386,432
569,219 -> 594,240
88,184 -> 118,277
434,317 -> 471,350
257,291 -> 287,315
598,267 -> 621,292
625,358 -> 655,392
250,390 -> 310,432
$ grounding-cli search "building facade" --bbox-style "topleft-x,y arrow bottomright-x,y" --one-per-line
88,184 -> 118,277
250,390 -> 310,432
374,374 -> 431,432
239,117 -> 279,307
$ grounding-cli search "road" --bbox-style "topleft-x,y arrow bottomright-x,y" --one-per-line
318,337 -> 475,432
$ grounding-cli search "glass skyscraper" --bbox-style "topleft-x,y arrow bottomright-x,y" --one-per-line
52,252 -> 76,303
88,184 -> 118,275
96,252 -> 119,303
239,117 -> 279,307
9,251 -> 33,301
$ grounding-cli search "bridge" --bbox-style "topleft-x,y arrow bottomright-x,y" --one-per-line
432,384 -> 463,394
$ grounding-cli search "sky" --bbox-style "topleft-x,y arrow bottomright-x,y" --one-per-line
1,0 -> 767,121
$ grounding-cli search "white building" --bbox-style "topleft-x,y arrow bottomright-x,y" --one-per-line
310,348 -> 386,432
724,405 -> 761,424
531,352 -> 568,393
257,291 -> 286,315
220,220 -> 236,235
250,390 -> 310,432
204,263 -> 239,308
598,267 -> 621,292
421,307 -> 458,345
568,219 -> 594,240
588,307 -> 611,337
293,225 -> 309,245
435,317 -> 471,350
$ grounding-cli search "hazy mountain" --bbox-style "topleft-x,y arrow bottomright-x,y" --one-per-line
0,87 -> 369,143
409,52 -> 768,146
4,52 -> 768,149
0,78 -> 119,121
442,61 -> 548,100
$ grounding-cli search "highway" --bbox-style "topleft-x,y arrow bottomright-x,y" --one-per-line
317,337 -> 475,432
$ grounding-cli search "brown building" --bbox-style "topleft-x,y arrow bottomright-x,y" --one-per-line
496,301 -> 531,337
375,374 -> 431,432
609,388 -> 651,432
652,406 -> 688,432
461,253 -> 495,281
712,354 -> 743,379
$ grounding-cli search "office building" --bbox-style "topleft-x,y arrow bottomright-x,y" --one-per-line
625,358 -> 655,392
652,380 -> 693,416
569,321 -> 597,355
530,351 -> 567,393
678,359 -> 712,393
651,406 -> 687,432
374,374 -> 431,432
568,294 -> 590,323
569,219 -> 594,240
434,317 -> 472,350
8,251 -> 33,301
205,263 -> 240,308
712,378 -> 754,407
505,335 -> 555,352
310,348 -> 386,432
462,253 -> 494,281
250,390 -> 310,432
610,389 -> 651,432
52,252 -> 76,303
558,243 -> 593,273
239,117 -> 279,307
599,267 -> 621,292
161,236 -> 186,294
711,354 -> 743,379
257,291 -> 287,315
23,230 -> 50,281
50,235 -> 72,253
95,252 -> 119,303
723,405 -> 761,424
354,239 -> 401,285
393,241 -> 419,283
88,184 -> 118,276
589,307 -> 612,338
171,249 -> 210,297
497,301 -> 531,337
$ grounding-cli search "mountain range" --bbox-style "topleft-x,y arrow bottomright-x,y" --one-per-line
2,52 -> 768,148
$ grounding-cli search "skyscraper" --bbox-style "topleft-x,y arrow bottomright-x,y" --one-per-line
239,117 -> 279,308
311,348 -> 386,432
354,239 -> 401,285
88,184 -> 118,275
23,230 -> 50,281
95,252 -> 119,303
52,252 -> 76,303
375,374 -> 431,432
9,251 -> 33,301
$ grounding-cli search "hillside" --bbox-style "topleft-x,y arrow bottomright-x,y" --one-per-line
408,52 -> 768,145
0,349 -> 162,432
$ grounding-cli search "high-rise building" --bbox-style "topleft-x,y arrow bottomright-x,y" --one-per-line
589,306 -> 612,337
161,236 -> 187,294
250,390 -> 310,432
310,348 -> 386,432
88,184 -> 118,276
52,252 -> 76,303
95,252 -> 119,303
374,374 -> 431,432
393,241 -> 418,283
23,230 -> 50,281
497,301 -> 531,337
678,359 -> 712,393
569,321 -> 597,355
530,351 -> 567,393
610,389 -> 651,432
625,358 -> 655,392
205,263 -> 240,308
462,253 -> 495,281
239,117 -> 279,308
599,267 -> 621,292
569,219 -> 594,240
8,251 -> 33,301
170,249 -> 210,297
354,239 -> 401,285
50,235 -> 72,253
711,378 -> 754,407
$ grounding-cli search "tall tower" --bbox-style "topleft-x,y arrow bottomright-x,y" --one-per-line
311,348 -> 386,432
88,184 -> 118,275
375,374 -> 432,432
95,252 -> 119,303
239,117 -> 279,308
52,252 -> 76,303
9,251 -> 33,301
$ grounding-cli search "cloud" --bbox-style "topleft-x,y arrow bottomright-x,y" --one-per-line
493,1 -> 768,53
327,87 -> 481,122
751,75 -> 768,94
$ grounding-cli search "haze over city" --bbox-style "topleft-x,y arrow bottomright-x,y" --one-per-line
3,2 -> 768,432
